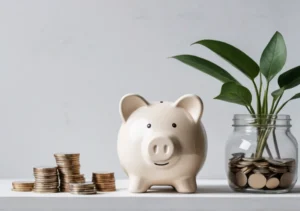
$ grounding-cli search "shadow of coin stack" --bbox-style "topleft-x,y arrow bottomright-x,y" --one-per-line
92,172 -> 116,192
33,166 -> 59,193
54,153 -> 85,192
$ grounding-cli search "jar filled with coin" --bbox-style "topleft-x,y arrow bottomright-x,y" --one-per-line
226,114 -> 298,193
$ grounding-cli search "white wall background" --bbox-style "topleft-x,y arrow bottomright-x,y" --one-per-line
0,0 -> 300,179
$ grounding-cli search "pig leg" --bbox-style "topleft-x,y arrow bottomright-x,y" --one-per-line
128,176 -> 150,193
173,177 -> 197,193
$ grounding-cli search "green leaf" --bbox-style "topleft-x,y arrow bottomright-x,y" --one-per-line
193,40 -> 259,79
271,88 -> 284,101
171,55 -> 239,83
214,82 -> 252,106
290,93 -> 300,100
260,31 -> 287,82
278,66 -> 300,89
276,93 -> 300,113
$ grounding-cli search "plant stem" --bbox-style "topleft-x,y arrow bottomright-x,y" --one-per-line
275,102 -> 287,114
249,105 -> 255,114
255,127 -> 273,158
273,128 -> 281,158
265,143 -> 273,159
259,73 -> 263,98
245,106 -> 252,114
252,80 -> 261,115
262,82 -> 269,114
270,98 -> 276,114
272,94 -> 283,114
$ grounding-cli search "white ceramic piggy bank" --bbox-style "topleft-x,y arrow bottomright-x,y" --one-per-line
117,94 -> 207,193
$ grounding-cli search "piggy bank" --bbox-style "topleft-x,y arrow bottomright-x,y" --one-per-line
117,94 -> 207,193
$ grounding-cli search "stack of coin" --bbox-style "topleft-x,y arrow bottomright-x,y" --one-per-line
54,153 -> 85,192
12,181 -> 34,192
92,172 -> 116,192
69,182 -> 97,195
228,153 -> 296,190
33,166 -> 59,193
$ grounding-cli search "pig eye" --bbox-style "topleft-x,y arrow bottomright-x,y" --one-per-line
147,123 -> 151,128
172,123 -> 177,128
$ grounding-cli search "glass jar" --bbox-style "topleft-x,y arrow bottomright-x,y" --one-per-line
226,114 -> 298,193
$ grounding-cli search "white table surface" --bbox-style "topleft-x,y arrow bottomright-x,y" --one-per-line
1,179 -> 300,211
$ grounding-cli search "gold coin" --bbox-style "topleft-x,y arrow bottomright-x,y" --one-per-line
240,166 -> 254,174
267,159 -> 286,167
54,153 -> 80,157
253,167 -> 270,174
235,172 -> 247,187
280,172 -> 294,188
248,173 -> 266,189
12,181 -> 34,189
33,189 -> 59,193
253,161 -> 269,168
242,157 -> 264,162
12,188 -> 33,192
12,181 -> 34,185
266,177 -> 280,189
269,166 -> 287,173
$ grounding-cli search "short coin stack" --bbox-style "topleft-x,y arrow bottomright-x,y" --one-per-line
92,172 -> 116,192
54,153 -> 85,192
33,166 -> 59,193
12,181 -> 34,192
69,182 -> 96,195
228,153 -> 296,190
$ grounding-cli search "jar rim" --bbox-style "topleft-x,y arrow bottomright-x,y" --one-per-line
233,114 -> 291,120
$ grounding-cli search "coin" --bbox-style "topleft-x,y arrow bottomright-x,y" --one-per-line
269,166 -> 288,173
92,172 -> 116,192
253,167 -> 270,174
242,157 -> 264,162
248,173 -> 266,189
240,166 -> 254,174
33,166 -> 59,193
267,159 -> 287,167
228,172 -> 236,186
33,189 -> 59,193
229,156 -> 242,164
12,181 -> 34,188
11,181 -> 34,192
69,182 -> 97,195
54,153 -> 80,157
54,153 -> 84,192
232,153 -> 245,157
11,188 -> 33,192
235,172 -> 247,187
266,177 -> 280,189
253,161 -> 269,168
280,172 -> 294,188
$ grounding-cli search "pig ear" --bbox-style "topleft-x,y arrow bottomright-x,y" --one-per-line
173,94 -> 204,122
119,94 -> 149,122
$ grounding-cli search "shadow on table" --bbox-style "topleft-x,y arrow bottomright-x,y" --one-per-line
144,185 -> 232,194
141,185 -> 300,194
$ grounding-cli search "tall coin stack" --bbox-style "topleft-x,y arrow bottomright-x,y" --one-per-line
92,172 -> 116,192
33,166 -> 59,193
54,153 -> 85,192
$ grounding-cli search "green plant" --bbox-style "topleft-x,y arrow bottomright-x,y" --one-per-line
172,31 -> 300,158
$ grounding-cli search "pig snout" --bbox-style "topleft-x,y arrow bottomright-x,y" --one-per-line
148,137 -> 174,163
